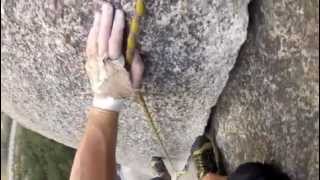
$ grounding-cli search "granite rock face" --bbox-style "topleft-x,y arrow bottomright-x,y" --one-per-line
1,0 -> 250,175
210,0 -> 319,180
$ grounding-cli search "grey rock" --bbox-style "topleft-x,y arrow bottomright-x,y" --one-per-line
0,0 -> 250,175
210,0 -> 319,179
1,112 -> 12,178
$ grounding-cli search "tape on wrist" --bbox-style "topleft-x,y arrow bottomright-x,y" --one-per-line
92,97 -> 124,112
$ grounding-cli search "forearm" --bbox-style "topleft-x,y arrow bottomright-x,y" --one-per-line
70,2 -> 144,179
70,108 -> 119,180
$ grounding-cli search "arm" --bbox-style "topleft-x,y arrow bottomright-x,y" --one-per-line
70,109 -> 118,180
69,2 -> 144,180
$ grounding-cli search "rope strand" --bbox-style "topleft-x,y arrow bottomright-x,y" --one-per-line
126,0 -> 178,173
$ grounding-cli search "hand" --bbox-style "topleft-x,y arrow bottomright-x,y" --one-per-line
85,2 -> 144,110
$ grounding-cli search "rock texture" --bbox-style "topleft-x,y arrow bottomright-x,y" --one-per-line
1,0 -> 250,175
210,0 -> 319,180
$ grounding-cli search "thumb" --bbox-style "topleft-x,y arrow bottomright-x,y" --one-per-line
130,51 -> 144,89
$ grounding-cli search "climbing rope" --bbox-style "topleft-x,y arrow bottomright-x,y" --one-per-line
125,0 -> 179,174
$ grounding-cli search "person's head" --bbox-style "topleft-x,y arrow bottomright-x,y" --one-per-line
228,162 -> 290,180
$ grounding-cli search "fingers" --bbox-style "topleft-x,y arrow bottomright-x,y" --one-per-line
86,12 -> 101,58
130,51 -> 144,89
98,2 -> 114,58
109,9 -> 125,59
87,2 -> 126,61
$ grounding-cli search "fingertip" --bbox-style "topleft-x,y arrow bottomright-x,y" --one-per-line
100,2 -> 114,23
131,51 -> 144,89
114,9 -> 125,28
98,2 -> 114,57
102,2 -> 113,12
108,9 -> 125,59
115,9 -> 125,18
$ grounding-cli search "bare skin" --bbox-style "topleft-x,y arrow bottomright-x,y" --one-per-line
70,2 -> 228,180
202,173 -> 228,180
70,108 -> 119,180
70,2 -> 143,180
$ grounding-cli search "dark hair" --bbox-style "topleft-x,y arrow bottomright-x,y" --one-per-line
228,162 -> 290,180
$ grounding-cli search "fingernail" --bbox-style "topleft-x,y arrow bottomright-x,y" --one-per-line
114,9 -> 125,27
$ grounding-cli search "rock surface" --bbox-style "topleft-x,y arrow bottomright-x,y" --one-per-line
210,0 -> 319,180
1,0 -> 250,175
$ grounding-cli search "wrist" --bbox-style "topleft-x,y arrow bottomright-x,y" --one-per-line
87,107 -> 119,132
88,107 -> 119,117
92,96 -> 124,112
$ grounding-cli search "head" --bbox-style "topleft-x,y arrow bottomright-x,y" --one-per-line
228,162 -> 290,180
